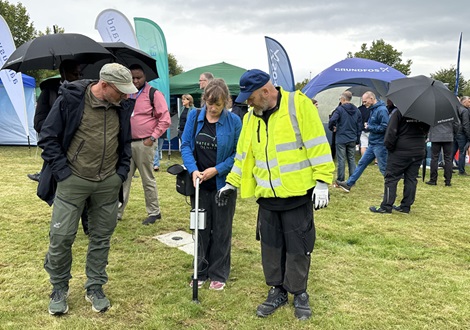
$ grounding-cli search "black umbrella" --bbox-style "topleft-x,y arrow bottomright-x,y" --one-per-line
1,33 -> 115,72
81,42 -> 159,81
386,75 -> 460,126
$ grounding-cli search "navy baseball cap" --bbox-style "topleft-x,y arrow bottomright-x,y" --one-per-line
235,69 -> 270,103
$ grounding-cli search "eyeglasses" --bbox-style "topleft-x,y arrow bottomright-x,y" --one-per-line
109,84 -> 126,99
199,79 -> 207,82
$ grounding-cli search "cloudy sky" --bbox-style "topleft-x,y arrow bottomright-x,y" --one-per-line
9,0 -> 469,83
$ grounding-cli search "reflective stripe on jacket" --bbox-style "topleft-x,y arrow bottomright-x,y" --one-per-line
227,88 -> 334,198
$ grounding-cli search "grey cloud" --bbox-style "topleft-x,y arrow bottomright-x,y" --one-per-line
143,0 -> 465,41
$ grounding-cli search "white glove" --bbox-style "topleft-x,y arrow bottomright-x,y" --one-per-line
312,181 -> 329,209
215,183 -> 236,207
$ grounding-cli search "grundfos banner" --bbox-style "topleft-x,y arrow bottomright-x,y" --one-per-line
265,36 -> 295,92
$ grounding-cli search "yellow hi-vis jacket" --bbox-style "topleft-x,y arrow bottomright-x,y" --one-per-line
226,88 -> 335,198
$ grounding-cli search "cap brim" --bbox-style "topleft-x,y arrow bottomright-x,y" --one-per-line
115,83 -> 138,94
235,91 -> 252,104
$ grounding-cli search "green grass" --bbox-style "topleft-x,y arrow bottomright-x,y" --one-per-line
0,146 -> 469,329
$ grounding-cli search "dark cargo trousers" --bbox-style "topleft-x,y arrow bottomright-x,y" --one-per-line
258,202 -> 315,295
44,173 -> 121,290
380,152 -> 423,212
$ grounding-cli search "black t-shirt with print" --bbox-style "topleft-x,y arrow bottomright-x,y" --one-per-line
195,117 -> 217,191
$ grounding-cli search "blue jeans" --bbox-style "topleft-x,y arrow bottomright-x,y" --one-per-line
453,133 -> 467,174
153,138 -> 165,167
336,141 -> 357,181
347,143 -> 387,186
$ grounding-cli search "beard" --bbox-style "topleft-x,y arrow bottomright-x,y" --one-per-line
252,97 -> 270,116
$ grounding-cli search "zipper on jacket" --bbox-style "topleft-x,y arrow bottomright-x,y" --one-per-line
98,109 -> 107,180
72,140 -> 85,163
257,121 -> 260,143
263,120 -> 277,197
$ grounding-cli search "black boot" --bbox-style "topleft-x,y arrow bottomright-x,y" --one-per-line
256,287 -> 288,317
293,292 -> 312,320
27,172 -> 41,182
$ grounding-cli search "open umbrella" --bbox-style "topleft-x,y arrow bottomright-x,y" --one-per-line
81,42 -> 159,81
386,75 -> 460,126
1,33 -> 115,72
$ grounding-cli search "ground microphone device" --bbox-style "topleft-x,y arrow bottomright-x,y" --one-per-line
190,209 -> 206,230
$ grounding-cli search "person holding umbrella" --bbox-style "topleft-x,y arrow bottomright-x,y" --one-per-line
38,63 -> 137,315
383,75 -> 462,187
369,110 -> 430,214
28,59 -> 82,183
28,59 -> 90,236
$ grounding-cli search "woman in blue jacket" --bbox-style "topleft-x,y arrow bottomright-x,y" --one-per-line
181,78 -> 242,291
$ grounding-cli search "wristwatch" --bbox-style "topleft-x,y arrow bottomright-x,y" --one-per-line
150,136 -> 156,142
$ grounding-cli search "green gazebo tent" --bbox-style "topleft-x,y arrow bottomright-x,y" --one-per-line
169,62 -> 247,96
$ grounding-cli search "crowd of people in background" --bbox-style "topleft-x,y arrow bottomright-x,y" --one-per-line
29,59 -> 470,321
326,88 -> 469,215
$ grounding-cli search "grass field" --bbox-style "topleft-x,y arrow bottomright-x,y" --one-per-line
1,146 -> 469,329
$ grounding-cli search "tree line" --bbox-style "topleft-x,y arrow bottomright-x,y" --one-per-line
0,0 -> 183,85
2,1 -> 467,96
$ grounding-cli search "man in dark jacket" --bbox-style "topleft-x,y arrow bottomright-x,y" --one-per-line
28,59 -> 81,182
453,96 -> 470,175
370,110 -> 430,213
31,60 -> 90,235
38,63 -> 136,315
328,91 -> 362,182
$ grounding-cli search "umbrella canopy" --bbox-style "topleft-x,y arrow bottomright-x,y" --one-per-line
81,42 -> 159,81
386,75 -> 460,126
346,85 -> 381,98
1,33 -> 115,72
302,58 -> 406,98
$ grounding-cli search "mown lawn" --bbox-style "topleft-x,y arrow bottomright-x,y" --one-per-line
0,146 -> 469,329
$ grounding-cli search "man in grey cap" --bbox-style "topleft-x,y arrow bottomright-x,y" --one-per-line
216,69 -> 334,320
38,63 -> 137,315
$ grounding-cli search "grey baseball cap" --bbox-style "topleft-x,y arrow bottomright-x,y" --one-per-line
100,63 -> 138,94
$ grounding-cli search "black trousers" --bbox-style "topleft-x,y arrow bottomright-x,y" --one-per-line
258,202 -> 315,295
191,189 -> 236,283
430,142 -> 453,185
380,152 -> 423,212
